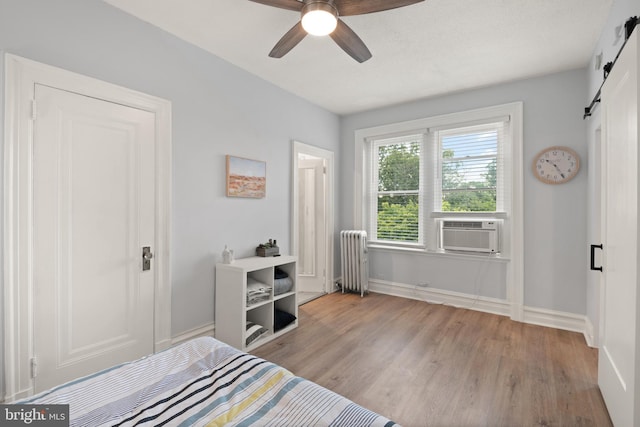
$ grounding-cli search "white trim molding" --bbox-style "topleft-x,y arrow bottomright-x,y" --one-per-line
3,54 -> 172,401
369,279 -> 511,317
370,279 -> 590,341
523,306 -> 589,336
583,316 -> 596,348
291,141 -> 335,295
171,323 -> 215,346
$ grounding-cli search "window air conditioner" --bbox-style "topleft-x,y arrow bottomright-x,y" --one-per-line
441,220 -> 499,253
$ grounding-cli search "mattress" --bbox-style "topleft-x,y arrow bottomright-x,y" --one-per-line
18,337 -> 398,427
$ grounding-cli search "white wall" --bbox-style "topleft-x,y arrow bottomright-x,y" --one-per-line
585,0 -> 640,345
0,0 -> 340,398
341,69 -> 589,315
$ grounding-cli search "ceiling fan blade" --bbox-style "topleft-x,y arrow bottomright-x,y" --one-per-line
248,0 -> 303,12
269,22 -> 307,58
329,19 -> 372,63
334,0 -> 424,16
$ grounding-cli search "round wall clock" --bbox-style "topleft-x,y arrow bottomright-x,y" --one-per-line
532,146 -> 580,184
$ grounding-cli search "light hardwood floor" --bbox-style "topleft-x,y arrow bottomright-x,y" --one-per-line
252,292 -> 612,427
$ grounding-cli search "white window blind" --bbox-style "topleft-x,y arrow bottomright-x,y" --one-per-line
436,120 -> 507,212
369,133 -> 424,245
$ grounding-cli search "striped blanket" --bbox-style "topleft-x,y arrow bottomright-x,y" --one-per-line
20,337 -> 398,426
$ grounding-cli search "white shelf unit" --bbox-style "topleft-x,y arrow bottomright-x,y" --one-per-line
215,255 -> 297,351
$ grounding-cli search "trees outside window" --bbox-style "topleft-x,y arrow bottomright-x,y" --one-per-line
374,140 -> 421,242
440,127 -> 499,212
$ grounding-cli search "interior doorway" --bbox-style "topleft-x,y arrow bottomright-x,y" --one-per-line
3,54 -> 172,401
292,141 -> 334,305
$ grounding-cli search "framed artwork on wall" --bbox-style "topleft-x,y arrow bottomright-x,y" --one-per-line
226,155 -> 266,198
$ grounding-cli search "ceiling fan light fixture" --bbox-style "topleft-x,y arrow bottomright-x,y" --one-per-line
301,2 -> 338,36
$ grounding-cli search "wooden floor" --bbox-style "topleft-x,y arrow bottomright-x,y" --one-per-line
252,292 -> 612,427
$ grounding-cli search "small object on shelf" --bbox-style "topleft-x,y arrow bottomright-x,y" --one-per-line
245,321 -> 269,347
222,245 -> 234,264
246,278 -> 272,306
274,309 -> 297,332
274,275 -> 293,295
256,238 -> 280,257
273,267 -> 290,294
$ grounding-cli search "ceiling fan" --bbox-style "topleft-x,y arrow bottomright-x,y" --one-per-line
249,0 -> 425,63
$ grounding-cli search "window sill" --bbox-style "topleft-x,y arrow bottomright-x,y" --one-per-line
431,211 -> 508,219
367,244 -> 510,262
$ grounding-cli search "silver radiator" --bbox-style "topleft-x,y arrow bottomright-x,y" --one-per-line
340,230 -> 369,297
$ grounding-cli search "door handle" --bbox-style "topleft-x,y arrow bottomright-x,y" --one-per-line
590,244 -> 603,272
142,246 -> 153,271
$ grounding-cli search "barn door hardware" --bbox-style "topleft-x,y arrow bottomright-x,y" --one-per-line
584,16 -> 639,119
590,244 -> 603,272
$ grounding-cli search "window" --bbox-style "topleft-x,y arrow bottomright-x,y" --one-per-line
357,103 -> 520,252
369,134 -> 423,244
437,122 -> 504,212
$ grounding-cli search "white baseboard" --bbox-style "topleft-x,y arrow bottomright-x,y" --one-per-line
369,279 -> 589,338
3,386 -> 33,404
176,283 -> 593,348
523,306 -> 586,334
171,323 -> 215,346
583,315 -> 597,348
369,279 -> 511,317
155,338 -> 174,352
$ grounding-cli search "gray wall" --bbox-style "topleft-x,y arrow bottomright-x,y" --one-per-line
0,0 -> 341,398
340,69 -> 589,315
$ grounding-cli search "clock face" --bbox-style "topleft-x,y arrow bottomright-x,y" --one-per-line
533,146 -> 580,184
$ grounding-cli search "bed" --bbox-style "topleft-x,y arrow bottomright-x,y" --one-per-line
18,337 -> 398,426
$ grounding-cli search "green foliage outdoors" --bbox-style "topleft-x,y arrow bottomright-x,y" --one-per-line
377,197 -> 419,241
377,143 -> 420,191
376,143 -> 420,242
442,154 -> 496,212
377,144 -> 496,242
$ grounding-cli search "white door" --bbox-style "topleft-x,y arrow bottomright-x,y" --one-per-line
32,84 -> 156,392
297,158 -> 326,294
598,28 -> 640,427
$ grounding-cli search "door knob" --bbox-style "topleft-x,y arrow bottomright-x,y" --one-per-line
142,246 -> 153,271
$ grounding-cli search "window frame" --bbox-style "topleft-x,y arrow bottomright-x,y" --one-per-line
368,134 -> 425,247
354,102 -> 524,322
355,103 -> 521,256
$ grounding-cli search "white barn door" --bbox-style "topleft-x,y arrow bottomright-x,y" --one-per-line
598,27 -> 640,426
32,84 -> 156,392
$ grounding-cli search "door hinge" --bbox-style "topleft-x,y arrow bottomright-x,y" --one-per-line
30,357 -> 38,378
31,99 -> 37,121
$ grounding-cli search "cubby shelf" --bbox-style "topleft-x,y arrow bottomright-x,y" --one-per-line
215,255 -> 297,351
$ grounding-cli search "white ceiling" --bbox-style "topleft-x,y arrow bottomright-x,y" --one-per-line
103,0 -> 613,115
